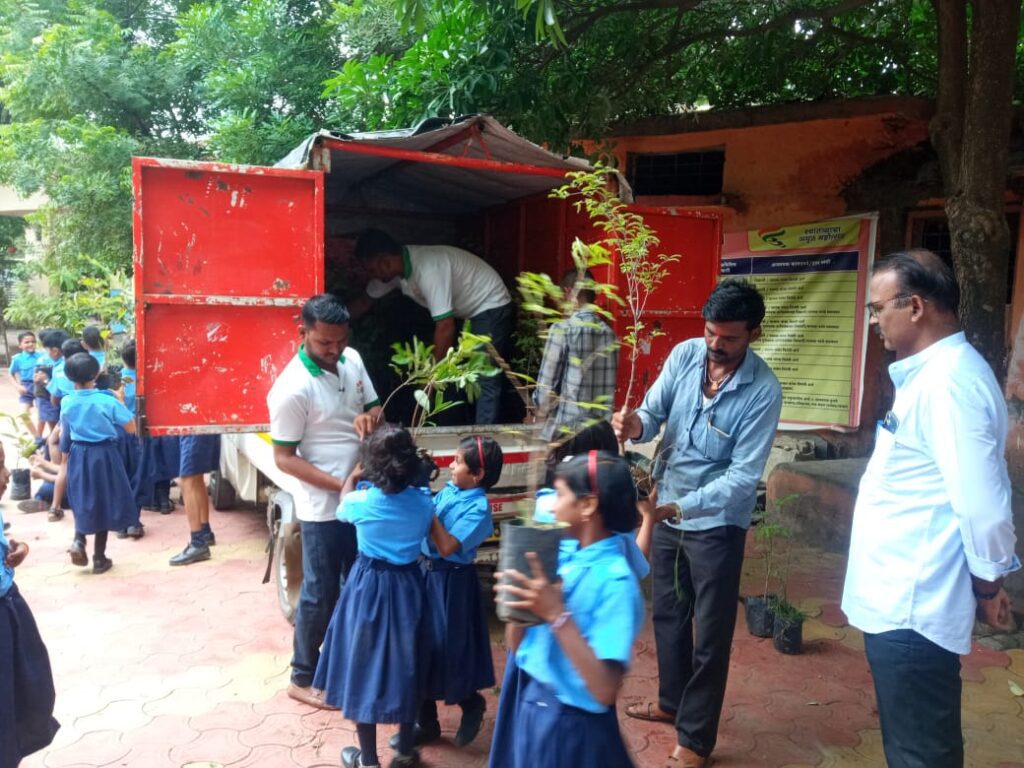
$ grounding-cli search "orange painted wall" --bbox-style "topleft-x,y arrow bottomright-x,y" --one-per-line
595,112 -> 930,233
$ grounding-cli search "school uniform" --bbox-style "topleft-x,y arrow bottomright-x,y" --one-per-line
489,536 -> 644,768
46,359 -> 74,403
35,357 -> 60,423
422,482 -> 495,704
179,434 -> 220,477
9,349 -> 43,405
88,350 -> 106,368
59,389 -> 137,534
0,512 -> 60,768
313,484 -> 435,724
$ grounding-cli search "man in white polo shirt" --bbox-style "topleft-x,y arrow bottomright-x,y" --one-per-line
352,229 -> 514,424
268,294 -> 382,710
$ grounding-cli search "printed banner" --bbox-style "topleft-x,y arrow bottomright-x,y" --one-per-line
722,214 -> 877,430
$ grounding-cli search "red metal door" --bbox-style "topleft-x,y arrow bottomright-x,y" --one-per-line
133,158 -> 324,435
611,207 -> 722,408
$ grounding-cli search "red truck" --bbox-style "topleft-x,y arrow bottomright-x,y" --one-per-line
132,115 -> 721,621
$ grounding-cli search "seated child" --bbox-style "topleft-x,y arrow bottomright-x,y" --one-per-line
411,435 -> 503,748
55,353 -> 137,574
314,424 -> 436,768
491,451 -> 645,768
0,467 -> 60,767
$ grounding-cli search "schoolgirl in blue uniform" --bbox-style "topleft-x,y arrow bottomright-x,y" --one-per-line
58,353 -> 137,574
313,424 -> 435,768
8,331 -> 43,425
491,451 -> 644,768
1,483 -> 60,767
411,435 -> 503,748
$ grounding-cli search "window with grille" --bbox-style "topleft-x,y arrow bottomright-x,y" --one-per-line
626,149 -> 725,196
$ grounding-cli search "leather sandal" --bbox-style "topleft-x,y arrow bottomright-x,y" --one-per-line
625,700 -> 675,723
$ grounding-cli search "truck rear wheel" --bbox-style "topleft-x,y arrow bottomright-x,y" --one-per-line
276,520 -> 303,624
208,470 -> 237,510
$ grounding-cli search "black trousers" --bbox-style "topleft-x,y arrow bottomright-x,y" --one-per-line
651,522 -> 746,757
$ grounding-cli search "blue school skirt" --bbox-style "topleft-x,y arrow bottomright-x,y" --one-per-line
422,559 -> 495,704
179,434 -> 220,477
60,436 -> 137,535
489,659 -> 634,768
35,396 -> 58,422
0,584 -> 59,768
313,554 -> 427,724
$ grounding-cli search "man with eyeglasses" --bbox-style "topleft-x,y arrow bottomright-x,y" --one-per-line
842,249 -> 1019,768
613,279 -> 782,768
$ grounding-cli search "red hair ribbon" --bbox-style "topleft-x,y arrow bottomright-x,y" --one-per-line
476,436 -> 485,472
588,450 -> 599,496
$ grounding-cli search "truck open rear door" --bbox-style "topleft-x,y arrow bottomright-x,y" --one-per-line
132,158 -> 324,435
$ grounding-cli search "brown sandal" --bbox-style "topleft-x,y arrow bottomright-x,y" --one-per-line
625,700 -> 675,723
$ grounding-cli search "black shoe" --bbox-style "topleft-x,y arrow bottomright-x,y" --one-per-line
341,747 -> 379,768
68,540 -> 88,567
126,525 -> 145,539
389,750 -> 420,768
48,508 -> 64,522
454,694 -> 486,747
203,529 -> 216,546
92,556 -> 113,574
158,501 -> 173,514
388,721 -> 440,750
117,528 -> 129,539
169,542 -> 211,566
17,500 -> 48,514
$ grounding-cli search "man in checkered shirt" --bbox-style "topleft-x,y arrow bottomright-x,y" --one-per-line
533,269 -> 619,443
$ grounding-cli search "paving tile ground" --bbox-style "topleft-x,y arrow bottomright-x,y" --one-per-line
3,381 -> 1023,767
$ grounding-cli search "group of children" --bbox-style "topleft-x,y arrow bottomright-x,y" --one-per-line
313,423 -> 656,768
7,327 -> 184,573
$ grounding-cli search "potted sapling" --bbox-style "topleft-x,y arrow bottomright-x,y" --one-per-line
744,494 -> 796,637
1,412 -> 39,501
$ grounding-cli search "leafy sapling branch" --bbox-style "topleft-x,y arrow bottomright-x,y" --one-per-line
384,326 -> 499,436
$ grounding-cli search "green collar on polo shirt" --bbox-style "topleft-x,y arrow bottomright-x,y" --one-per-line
298,344 -> 344,377
402,246 -> 412,279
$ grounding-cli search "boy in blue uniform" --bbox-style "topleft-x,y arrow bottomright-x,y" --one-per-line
409,435 -> 502,749
56,353 -> 137,573
8,331 -> 43,436
81,325 -> 106,368
168,434 -> 221,566
0,451 -> 60,768
314,425 -> 435,768
492,451 -> 644,768
35,330 -> 67,437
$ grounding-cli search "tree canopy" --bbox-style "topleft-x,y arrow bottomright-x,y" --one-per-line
1,0 -> 1022,357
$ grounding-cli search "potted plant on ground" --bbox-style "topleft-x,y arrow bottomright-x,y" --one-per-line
770,595 -> 806,655
744,493 -> 796,637
1,412 -> 39,501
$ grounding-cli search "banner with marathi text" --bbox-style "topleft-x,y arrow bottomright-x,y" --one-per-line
721,213 -> 877,430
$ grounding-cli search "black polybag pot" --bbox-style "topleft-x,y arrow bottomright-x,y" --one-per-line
10,468 -> 31,501
772,616 -> 803,654
744,594 -> 777,638
496,519 -> 566,625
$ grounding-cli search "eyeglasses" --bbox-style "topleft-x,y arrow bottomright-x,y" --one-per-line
865,293 -> 911,318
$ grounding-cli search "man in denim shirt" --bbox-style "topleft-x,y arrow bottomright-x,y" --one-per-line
614,280 -> 782,768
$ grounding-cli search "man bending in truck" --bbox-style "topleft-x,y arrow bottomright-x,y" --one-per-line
267,293 -> 382,710
350,229 -> 514,425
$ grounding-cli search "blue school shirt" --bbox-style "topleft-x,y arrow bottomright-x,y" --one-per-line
89,350 -> 106,368
46,358 -> 69,398
339,484 -> 435,565
515,535 -> 644,713
422,482 -> 493,565
9,350 -> 43,382
120,367 -> 137,415
0,511 -> 12,598
59,388 -> 134,442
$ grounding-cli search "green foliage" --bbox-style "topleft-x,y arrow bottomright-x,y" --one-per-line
0,411 -> 38,463
386,326 -> 500,434
754,493 -> 798,602
551,167 -> 678,409
3,265 -> 133,335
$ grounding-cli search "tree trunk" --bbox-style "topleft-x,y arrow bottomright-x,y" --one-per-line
930,0 -> 1021,378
